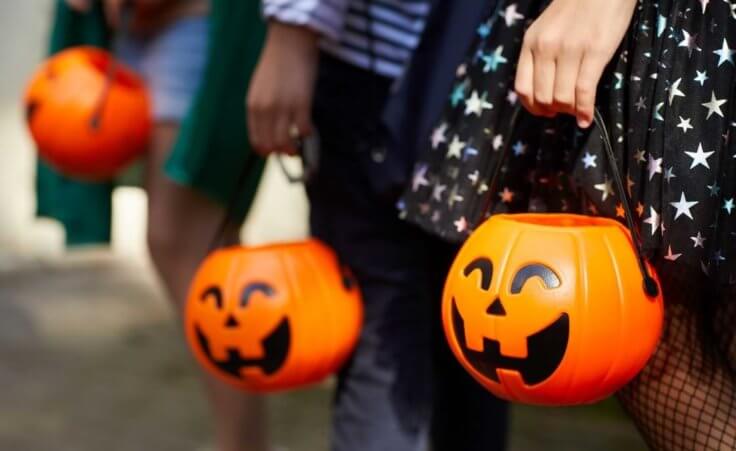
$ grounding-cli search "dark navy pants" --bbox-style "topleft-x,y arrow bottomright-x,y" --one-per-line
307,54 -> 509,451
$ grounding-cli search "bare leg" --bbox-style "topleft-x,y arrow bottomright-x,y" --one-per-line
617,263 -> 736,451
145,123 -> 268,451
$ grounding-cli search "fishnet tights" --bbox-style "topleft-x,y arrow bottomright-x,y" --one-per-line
617,262 -> 736,450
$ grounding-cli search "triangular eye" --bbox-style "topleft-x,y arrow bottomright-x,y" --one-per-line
464,257 -> 493,291
201,286 -> 223,309
510,264 -> 561,294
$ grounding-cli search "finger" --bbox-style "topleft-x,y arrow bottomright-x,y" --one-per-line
552,45 -> 583,116
575,51 -> 607,128
531,46 -> 557,113
515,44 -> 546,117
246,106 -> 266,156
285,106 -> 315,157
246,94 -> 275,156
104,0 -> 121,28
272,112 -> 294,154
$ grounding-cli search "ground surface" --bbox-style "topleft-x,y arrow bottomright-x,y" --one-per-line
0,251 -> 647,451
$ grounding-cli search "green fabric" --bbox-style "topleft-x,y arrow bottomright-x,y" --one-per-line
37,0 -> 266,245
165,0 -> 266,220
36,1 -> 113,245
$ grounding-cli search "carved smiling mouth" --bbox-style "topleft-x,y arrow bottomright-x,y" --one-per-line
451,298 -> 569,386
195,318 -> 291,378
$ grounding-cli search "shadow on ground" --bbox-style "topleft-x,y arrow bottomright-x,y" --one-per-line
0,251 -> 646,451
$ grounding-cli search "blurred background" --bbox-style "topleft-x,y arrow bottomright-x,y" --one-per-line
0,1 -> 647,450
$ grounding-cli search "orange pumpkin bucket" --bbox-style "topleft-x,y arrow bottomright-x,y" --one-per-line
184,239 -> 363,393
24,46 -> 151,179
443,110 -> 664,405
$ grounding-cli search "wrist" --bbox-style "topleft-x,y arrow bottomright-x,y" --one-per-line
266,21 -> 320,55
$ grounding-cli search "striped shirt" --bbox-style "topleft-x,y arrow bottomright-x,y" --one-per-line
262,0 -> 431,79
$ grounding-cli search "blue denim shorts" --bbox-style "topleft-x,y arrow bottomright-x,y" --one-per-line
116,16 -> 209,122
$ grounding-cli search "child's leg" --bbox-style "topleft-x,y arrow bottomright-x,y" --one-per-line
145,122 -> 268,451
617,264 -> 736,451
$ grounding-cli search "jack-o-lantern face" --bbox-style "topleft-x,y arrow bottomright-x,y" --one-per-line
185,240 -> 363,393
194,283 -> 290,378
443,214 -> 664,406
451,258 -> 569,386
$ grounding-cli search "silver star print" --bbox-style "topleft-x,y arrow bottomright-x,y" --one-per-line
677,116 -> 694,133
664,167 -> 677,183
582,152 -> 597,169
446,135 -> 465,159
432,184 -> 446,201
647,154 -> 663,180
691,231 -> 706,248
668,78 -> 686,104
464,90 -> 493,116
694,70 -> 709,86
594,177 -> 615,202
634,149 -> 647,164
431,123 -> 447,149
723,198 -> 735,214
492,134 -> 504,151
468,170 -> 480,185
708,181 -> 720,196
702,91 -> 727,119
670,192 -> 699,220
500,3 -> 525,27
634,96 -> 647,111
679,30 -> 701,56
713,38 -> 735,66
644,207 -> 661,235
685,143 -> 715,169
412,165 -> 429,191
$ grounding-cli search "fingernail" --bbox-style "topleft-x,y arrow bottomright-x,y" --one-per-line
578,119 -> 591,128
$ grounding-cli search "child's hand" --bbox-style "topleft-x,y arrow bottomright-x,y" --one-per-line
64,0 -> 128,28
65,0 -> 91,12
247,23 -> 319,157
514,0 -> 637,128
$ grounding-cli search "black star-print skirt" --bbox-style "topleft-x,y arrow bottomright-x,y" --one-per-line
399,0 -> 736,284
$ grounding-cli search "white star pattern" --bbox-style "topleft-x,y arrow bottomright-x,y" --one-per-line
492,134 -> 504,151
724,198 -> 735,215
684,143 -> 715,169
432,184 -> 446,202
464,90 -> 493,116
694,70 -> 709,86
412,165 -> 429,192
582,152 -> 597,169
679,30 -> 701,56
668,78 -> 685,104
395,1 -> 736,282
714,38 -> 736,67
702,91 -> 727,119
670,192 -> 699,220
431,123 -> 447,149
677,116 -> 694,133
691,232 -> 706,248
644,207 -> 661,235
500,4 -> 525,27
594,178 -> 615,202
647,154 -> 663,180
446,135 -> 465,159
